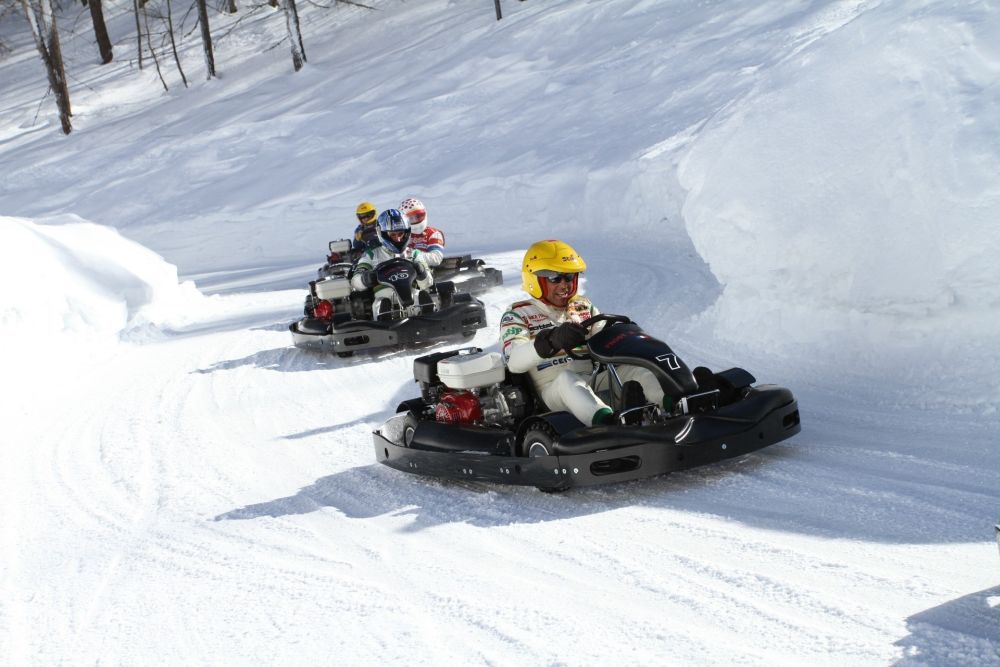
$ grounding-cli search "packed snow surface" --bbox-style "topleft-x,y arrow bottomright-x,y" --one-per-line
1,0 -> 997,665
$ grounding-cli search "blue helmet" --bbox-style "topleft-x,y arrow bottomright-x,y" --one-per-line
376,209 -> 411,253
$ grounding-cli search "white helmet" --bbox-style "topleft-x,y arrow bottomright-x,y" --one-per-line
399,197 -> 428,234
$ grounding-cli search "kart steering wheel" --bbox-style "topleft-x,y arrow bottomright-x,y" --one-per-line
566,314 -> 633,360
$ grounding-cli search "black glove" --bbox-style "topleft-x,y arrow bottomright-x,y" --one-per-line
414,262 -> 428,281
533,322 -> 587,358
359,270 -> 377,288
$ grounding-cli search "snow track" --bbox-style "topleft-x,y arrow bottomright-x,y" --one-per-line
3,267 -> 998,664
4,0 -> 1000,663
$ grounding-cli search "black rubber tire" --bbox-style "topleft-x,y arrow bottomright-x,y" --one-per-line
402,412 -> 420,447
520,427 -> 554,458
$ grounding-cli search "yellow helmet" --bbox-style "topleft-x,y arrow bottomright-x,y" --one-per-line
521,239 -> 587,299
355,201 -> 377,225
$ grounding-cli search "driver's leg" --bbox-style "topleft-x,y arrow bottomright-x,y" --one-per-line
372,286 -> 395,320
593,367 -> 665,407
539,370 -> 610,426
616,367 -> 665,406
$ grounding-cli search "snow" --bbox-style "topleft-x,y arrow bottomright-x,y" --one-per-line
1,0 -> 998,665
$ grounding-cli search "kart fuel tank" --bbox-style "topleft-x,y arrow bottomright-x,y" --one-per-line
437,350 -> 506,389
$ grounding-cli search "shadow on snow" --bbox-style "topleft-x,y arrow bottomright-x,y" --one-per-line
894,585 -> 1000,666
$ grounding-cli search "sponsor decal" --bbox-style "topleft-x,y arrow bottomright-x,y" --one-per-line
536,356 -> 572,372
605,333 -> 626,348
500,313 -> 519,325
656,353 -> 681,370
502,327 -> 523,338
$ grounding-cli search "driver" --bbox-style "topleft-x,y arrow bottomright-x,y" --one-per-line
399,197 -> 445,269
350,201 -> 380,257
500,239 -> 665,426
351,209 -> 434,320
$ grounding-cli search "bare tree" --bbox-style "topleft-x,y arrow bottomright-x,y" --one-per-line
21,0 -> 72,133
133,0 -> 143,68
283,0 -> 305,72
195,0 -> 216,78
164,0 -> 187,86
84,0 -> 113,63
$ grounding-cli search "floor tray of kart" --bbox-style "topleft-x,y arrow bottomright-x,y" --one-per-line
290,257 -> 489,355
373,315 -> 801,491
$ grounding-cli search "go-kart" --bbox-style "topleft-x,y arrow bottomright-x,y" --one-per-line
429,254 -> 503,295
373,315 -> 801,491
315,240 -> 503,293
316,240 -> 361,280
290,257 -> 488,357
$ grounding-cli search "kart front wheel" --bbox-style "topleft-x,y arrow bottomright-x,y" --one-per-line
520,427 -> 554,458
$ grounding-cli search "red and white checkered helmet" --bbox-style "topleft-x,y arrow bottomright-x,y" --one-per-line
399,197 -> 428,234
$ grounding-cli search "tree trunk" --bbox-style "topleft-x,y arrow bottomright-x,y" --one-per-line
133,0 -> 142,69
165,0 -> 188,87
196,0 -> 216,79
283,0 -> 306,72
87,0 -> 112,63
142,0 -> 168,91
21,0 -> 72,134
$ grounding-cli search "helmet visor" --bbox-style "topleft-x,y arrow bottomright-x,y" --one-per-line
357,210 -> 376,224
535,270 -> 577,283
405,210 -> 426,226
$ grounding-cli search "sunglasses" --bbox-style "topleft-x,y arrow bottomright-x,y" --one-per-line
536,270 -> 576,283
357,211 -> 376,223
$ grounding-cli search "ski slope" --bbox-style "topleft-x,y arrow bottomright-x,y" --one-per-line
2,1 -> 998,665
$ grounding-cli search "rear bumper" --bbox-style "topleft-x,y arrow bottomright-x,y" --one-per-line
290,300 -> 487,353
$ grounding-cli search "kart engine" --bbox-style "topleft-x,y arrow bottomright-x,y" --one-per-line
413,348 -> 529,428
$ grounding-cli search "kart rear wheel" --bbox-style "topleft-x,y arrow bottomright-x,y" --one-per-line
402,412 -> 420,447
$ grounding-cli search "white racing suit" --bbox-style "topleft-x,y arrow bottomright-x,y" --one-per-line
500,296 -> 664,426
406,226 -> 446,268
351,246 -> 433,319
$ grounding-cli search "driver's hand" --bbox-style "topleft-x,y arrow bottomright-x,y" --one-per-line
533,322 -> 587,358
360,270 -> 377,288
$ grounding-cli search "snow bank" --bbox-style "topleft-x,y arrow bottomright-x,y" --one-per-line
677,3 -> 1000,360
0,215 -> 208,345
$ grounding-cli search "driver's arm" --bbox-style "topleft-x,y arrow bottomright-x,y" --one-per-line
500,312 -> 543,374
416,229 -> 445,267
586,303 -> 606,336
350,251 -> 376,291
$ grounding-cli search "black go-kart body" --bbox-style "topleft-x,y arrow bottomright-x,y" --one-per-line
373,315 -> 801,491
316,240 -> 503,295
290,257 -> 488,356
